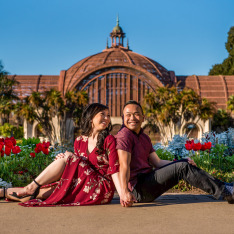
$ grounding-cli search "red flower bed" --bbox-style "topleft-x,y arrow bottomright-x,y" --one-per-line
0,137 -> 51,157
185,140 -> 212,152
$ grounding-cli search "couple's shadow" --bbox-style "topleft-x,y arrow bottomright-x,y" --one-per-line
111,194 -> 223,207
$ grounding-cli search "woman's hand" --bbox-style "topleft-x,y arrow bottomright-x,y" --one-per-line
55,151 -> 73,160
120,190 -> 137,207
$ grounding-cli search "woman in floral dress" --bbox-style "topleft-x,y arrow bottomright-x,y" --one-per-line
0,103 -> 121,206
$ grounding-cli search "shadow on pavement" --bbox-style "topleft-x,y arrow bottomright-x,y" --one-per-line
112,194 -> 225,207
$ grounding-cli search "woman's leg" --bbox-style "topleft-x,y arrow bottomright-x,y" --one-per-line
0,185 -> 57,202
0,157 -> 67,202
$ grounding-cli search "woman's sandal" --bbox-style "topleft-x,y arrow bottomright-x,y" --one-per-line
9,179 -> 41,202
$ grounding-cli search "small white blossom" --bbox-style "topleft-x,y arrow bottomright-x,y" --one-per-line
83,185 -> 91,193
95,188 -> 101,194
84,169 -> 93,175
79,161 -> 87,167
90,193 -> 97,200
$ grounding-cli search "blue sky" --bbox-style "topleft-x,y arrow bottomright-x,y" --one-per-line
1,0 -> 233,76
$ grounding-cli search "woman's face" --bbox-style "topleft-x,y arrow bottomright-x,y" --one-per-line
92,109 -> 111,132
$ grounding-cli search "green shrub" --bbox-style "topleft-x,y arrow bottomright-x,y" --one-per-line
0,123 -> 23,139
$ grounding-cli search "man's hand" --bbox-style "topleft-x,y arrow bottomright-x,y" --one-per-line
187,157 -> 197,167
120,191 -> 137,207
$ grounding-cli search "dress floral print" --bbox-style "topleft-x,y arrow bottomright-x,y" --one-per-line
20,135 -> 119,207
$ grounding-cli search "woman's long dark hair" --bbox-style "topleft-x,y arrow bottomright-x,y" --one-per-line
80,103 -> 112,153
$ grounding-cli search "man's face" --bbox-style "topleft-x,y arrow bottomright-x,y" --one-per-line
123,104 -> 144,134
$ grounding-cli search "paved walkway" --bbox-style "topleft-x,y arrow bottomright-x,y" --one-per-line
0,193 -> 233,234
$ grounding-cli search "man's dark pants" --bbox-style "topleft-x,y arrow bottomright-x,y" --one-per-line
132,159 -> 225,202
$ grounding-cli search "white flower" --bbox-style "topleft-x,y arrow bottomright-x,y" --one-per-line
70,202 -> 80,206
84,169 -> 92,175
79,161 -> 87,167
73,178 -> 82,187
83,185 -> 91,193
101,198 -> 108,204
82,136 -> 88,142
76,136 -> 81,141
104,192 -> 111,199
97,156 -> 103,162
95,188 -> 101,194
90,193 -> 97,200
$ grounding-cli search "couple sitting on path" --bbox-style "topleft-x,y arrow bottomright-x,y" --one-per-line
0,101 -> 233,206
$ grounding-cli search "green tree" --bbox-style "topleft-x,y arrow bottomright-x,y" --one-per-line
227,95 -> 234,112
143,85 -> 216,143
20,89 -> 88,143
212,109 -> 233,133
0,61 -> 19,125
209,26 -> 234,75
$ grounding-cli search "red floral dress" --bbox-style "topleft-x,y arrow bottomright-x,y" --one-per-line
20,135 -> 119,207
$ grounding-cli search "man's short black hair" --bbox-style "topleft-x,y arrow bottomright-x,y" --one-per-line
123,100 -> 144,114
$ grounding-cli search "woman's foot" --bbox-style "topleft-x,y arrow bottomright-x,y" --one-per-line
16,181 -> 40,197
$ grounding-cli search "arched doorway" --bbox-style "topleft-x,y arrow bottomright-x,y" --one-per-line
35,124 -> 45,138
183,123 -> 199,139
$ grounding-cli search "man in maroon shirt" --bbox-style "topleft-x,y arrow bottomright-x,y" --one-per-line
115,100 -> 234,207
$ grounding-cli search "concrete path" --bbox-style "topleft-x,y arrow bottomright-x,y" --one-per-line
0,193 -> 233,234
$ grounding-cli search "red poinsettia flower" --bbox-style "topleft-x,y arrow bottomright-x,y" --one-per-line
10,136 -> 17,146
0,138 -> 4,143
1,150 -> 4,157
34,147 -> 40,153
205,142 -> 212,150
185,143 -> 193,150
193,142 -> 202,151
4,139 -> 14,149
42,147 -> 49,155
185,140 -> 194,151
4,146 -> 12,156
42,141 -> 50,148
34,143 -> 43,153
0,142 -> 4,151
12,146 -> 21,154
18,171 -> 24,175
30,152 -> 36,158
34,142 -> 50,154
200,144 -> 206,151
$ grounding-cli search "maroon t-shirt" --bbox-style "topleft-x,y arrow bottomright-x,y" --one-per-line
115,127 -> 155,190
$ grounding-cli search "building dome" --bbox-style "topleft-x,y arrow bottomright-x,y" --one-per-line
112,25 -> 123,33
59,19 -> 172,116
57,18 -> 174,116
62,47 -> 171,95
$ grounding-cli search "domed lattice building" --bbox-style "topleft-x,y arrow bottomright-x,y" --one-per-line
10,19 -> 234,142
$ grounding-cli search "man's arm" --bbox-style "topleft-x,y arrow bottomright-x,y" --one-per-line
148,151 -> 172,168
118,149 -> 135,207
